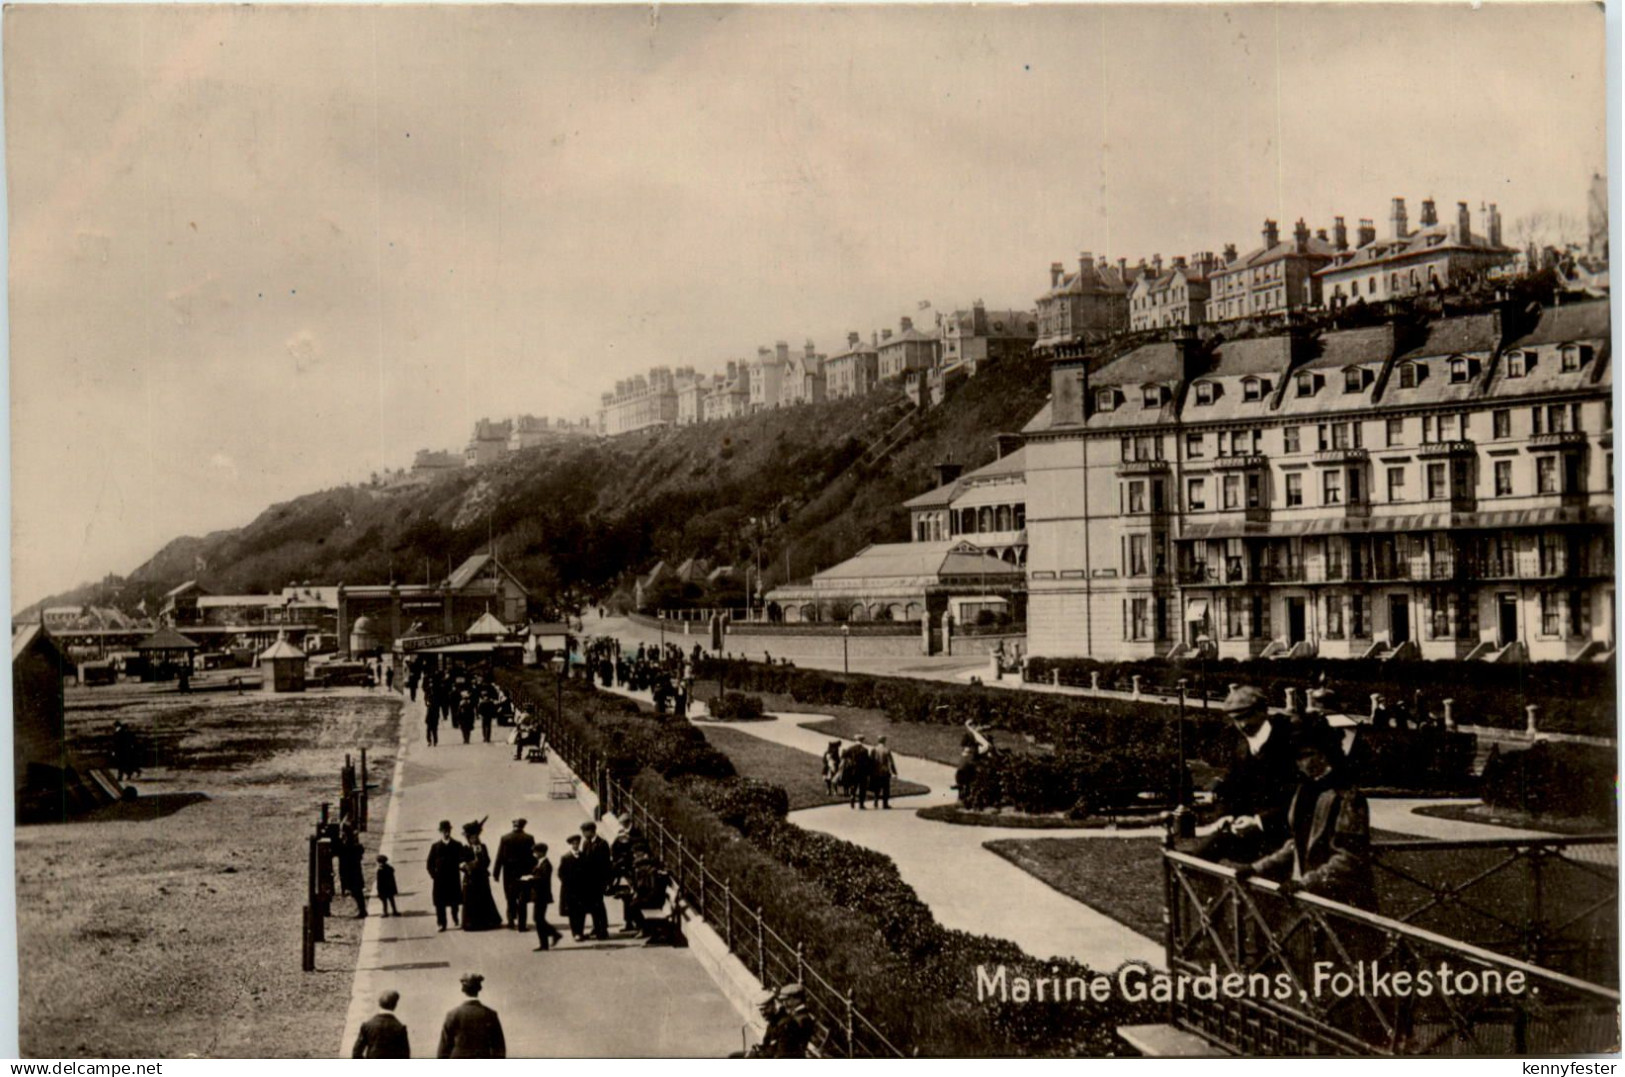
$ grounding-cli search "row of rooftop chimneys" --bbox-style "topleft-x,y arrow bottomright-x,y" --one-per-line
1052,197 -> 1505,288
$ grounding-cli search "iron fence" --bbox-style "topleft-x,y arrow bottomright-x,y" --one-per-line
516,686 -> 907,1058
1163,849 -> 1620,1056
1368,836 -> 1617,987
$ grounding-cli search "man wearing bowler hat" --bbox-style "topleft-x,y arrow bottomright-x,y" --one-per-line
426,819 -> 469,932
437,973 -> 506,1058
493,818 -> 536,931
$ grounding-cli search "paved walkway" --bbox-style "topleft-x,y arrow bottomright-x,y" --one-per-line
337,692 -> 741,1058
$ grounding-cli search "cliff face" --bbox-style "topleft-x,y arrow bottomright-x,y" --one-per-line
34,354 -> 1054,614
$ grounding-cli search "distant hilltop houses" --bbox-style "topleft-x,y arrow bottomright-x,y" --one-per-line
593,182 -> 1611,439
411,414 -> 595,474
598,300 -> 1041,437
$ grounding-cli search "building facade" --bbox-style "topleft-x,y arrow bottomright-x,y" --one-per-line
748,344 -> 789,411
1128,255 -> 1217,331
1023,301 -> 1613,663
903,440 -> 1029,565
599,367 -> 680,436
876,317 -> 940,383
825,332 -> 881,400
1208,219 -> 1339,322
1035,252 -> 1131,353
780,341 -> 827,407
1318,198 -> 1515,306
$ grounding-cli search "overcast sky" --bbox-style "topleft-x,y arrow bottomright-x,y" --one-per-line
7,3 -> 1607,607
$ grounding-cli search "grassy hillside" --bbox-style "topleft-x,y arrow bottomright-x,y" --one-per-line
34,355 -> 1056,615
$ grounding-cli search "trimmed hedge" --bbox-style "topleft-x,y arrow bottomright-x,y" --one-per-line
1480,741 -> 1617,821
1025,655 -> 1615,738
498,668 -> 1157,1056
694,656 -> 1477,796
707,691 -> 767,722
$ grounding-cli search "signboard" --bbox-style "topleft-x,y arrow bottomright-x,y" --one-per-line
398,633 -> 462,652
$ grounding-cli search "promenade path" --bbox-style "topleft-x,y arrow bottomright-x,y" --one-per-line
337,691 -> 741,1058
592,616 -> 1561,844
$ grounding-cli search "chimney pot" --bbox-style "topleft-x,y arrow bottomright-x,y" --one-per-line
1223,243 -> 1238,263
1262,219 -> 1280,248
1420,199 -> 1438,227
1358,219 -> 1377,247
1456,201 -> 1472,242
1390,197 -> 1408,239
1152,253 -> 1164,274
847,331 -> 860,347
1117,257 -> 1128,277
1050,261 -> 1064,287
1333,216 -> 1349,252
900,317 -> 912,333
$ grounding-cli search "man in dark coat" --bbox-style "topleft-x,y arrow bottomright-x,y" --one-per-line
758,984 -> 818,1058
426,819 -> 469,931
1195,685 -> 1301,864
338,826 -> 367,918
528,843 -> 564,951
577,821 -> 612,939
352,990 -> 411,1058
437,974 -> 505,1058
557,835 -> 586,940
493,819 -> 537,931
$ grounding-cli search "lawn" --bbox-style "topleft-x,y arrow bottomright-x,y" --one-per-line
697,724 -> 929,810
983,836 -> 1167,942
17,684 -> 402,1058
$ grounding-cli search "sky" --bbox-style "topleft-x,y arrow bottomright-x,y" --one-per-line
6,2 -> 1608,608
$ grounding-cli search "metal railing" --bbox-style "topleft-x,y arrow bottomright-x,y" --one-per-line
1367,837 -> 1617,988
1163,850 -> 1620,1056
516,683 -> 907,1058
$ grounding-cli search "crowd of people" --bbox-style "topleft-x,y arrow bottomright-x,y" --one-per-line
580,636 -> 699,716
414,665 -> 516,746
820,734 -> 899,809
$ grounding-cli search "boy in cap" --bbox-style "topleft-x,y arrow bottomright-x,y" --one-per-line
352,990 -> 410,1058
375,854 -> 399,916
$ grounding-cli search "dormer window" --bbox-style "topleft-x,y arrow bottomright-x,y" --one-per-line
1398,363 -> 1419,389
1449,357 -> 1469,383
1242,377 -> 1263,402
1142,386 -> 1163,408
1296,373 -> 1316,398
1561,344 -> 1592,372
1194,381 -> 1215,405
1506,351 -> 1527,378
1343,368 -> 1363,393
1096,388 -> 1117,412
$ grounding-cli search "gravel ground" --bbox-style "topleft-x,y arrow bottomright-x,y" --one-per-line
17,685 -> 402,1058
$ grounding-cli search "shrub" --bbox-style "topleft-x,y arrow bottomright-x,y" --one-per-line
708,692 -> 767,722
1481,741 -> 1617,820
1024,655 -> 1615,738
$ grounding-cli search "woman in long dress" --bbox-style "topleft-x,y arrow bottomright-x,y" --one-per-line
460,822 -> 504,931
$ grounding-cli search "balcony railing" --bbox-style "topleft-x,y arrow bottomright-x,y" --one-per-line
1163,849 -> 1619,1056
1415,439 -> 1477,459
1211,454 -> 1270,471
1529,430 -> 1589,449
1313,447 -> 1370,464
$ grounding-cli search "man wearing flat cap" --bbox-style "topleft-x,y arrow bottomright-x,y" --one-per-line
493,818 -> 536,931
437,973 -> 506,1058
1195,685 -> 1301,865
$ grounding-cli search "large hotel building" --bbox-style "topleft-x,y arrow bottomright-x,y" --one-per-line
1023,300 -> 1613,663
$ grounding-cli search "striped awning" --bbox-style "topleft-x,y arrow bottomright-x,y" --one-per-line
1178,505 -> 1607,542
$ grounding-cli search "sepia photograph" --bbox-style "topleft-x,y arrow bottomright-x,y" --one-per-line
4,1 -> 1617,1059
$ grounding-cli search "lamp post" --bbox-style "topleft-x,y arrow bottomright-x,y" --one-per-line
658,610 -> 666,654
1174,678 -> 1194,838
842,623 -> 851,675
550,653 -> 566,729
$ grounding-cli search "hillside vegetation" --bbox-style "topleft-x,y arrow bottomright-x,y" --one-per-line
39,355 -> 1056,614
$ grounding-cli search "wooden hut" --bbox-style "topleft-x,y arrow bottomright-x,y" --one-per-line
258,634 -> 307,693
